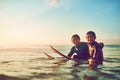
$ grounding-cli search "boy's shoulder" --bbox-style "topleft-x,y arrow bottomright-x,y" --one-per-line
99,42 -> 104,49
79,42 -> 88,47
93,41 -> 104,49
80,42 -> 87,44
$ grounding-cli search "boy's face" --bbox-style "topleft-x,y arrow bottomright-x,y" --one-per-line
71,37 -> 80,46
86,34 -> 96,43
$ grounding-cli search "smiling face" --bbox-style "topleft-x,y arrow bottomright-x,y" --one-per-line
71,37 -> 80,46
86,34 -> 96,44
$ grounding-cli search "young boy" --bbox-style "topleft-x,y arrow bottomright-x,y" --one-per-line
86,31 -> 104,65
67,34 -> 90,61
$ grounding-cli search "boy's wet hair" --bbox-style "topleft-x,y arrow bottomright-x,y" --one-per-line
86,31 -> 96,38
72,34 -> 80,39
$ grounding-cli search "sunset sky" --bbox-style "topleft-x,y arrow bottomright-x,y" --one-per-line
0,0 -> 120,46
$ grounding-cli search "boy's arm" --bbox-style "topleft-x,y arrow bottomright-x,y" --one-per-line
99,42 -> 104,49
93,42 -> 104,60
67,47 -> 75,57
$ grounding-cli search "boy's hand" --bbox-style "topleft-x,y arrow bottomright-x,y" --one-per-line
88,58 -> 96,65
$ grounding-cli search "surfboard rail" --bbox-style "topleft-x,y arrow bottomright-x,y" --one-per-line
49,45 -> 78,62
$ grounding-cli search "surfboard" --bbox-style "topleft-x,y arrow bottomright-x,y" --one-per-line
43,51 -> 55,60
49,45 -> 78,62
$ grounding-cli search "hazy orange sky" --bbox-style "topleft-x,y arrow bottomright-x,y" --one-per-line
0,0 -> 120,46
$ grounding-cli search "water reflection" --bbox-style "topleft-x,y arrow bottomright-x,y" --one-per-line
71,61 -> 119,80
0,45 -> 120,80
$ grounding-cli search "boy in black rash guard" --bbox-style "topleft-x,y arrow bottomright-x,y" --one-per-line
86,31 -> 104,65
67,34 -> 90,61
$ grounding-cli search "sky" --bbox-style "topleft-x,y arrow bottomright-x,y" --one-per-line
0,0 -> 120,46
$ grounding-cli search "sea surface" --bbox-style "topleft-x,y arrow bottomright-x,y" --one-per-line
0,45 -> 120,80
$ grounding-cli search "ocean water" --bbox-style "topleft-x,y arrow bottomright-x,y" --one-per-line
0,45 -> 120,80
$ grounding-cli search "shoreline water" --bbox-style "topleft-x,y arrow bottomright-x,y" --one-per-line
0,44 -> 120,80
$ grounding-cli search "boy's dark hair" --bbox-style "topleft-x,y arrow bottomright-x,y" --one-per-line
86,31 -> 96,38
72,34 -> 80,39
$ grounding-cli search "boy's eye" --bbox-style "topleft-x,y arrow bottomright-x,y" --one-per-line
86,36 -> 90,38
